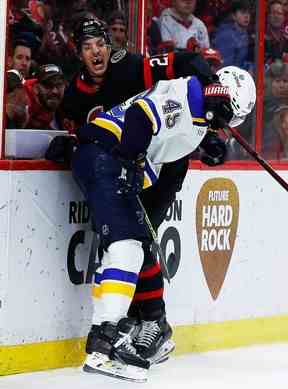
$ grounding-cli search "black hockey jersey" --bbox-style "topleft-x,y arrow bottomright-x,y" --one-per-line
61,49 -> 215,127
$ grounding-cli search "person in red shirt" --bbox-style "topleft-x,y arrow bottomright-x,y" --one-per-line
24,63 -> 66,129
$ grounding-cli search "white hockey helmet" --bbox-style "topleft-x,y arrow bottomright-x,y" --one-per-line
216,66 -> 256,127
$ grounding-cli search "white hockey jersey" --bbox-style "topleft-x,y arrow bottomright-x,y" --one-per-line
92,76 -> 208,187
108,76 -> 208,162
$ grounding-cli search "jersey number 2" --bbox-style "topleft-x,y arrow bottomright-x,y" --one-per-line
149,55 -> 169,67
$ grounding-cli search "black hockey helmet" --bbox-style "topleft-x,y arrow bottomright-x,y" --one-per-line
73,18 -> 111,50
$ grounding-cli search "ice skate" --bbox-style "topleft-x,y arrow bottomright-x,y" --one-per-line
134,315 -> 175,364
83,318 -> 150,382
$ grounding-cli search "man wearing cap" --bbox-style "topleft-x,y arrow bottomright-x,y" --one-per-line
24,64 -> 66,129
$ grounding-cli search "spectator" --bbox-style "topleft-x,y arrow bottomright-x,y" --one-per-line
266,0 -> 288,60
158,0 -> 210,50
270,60 -> 288,97
262,60 -> 288,158
262,105 -> 288,159
28,0 -> 46,26
9,0 -> 44,44
264,59 -> 288,122
152,0 -> 172,18
146,0 -> 165,55
147,16 -> 164,55
37,5 -> 59,61
277,0 -> 288,25
212,0 -> 252,68
8,8 -> 16,25
6,69 -> 30,129
24,63 -> 66,129
107,11 -> 128,50
195,0 -> 232,34
8,39 -> 33,78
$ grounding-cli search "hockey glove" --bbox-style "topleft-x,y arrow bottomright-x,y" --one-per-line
204,83 -> 233,130
112,147 -> 146,196
45,135 -> 78,164
200,131 -> 227,166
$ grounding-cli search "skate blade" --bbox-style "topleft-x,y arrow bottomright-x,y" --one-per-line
148,339 -> 175,365
83,353 -> 148,383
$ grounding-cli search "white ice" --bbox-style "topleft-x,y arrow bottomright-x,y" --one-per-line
1,343 -> 288,389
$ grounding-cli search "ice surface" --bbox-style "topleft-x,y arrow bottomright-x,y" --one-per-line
1,343 -> 288,389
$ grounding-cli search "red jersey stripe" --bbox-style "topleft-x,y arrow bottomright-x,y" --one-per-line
139,263 -> 161,279
143,58 -> 153,89
133,288 -> 164,301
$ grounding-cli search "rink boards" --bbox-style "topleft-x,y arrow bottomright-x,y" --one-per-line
0,162 -> 288,375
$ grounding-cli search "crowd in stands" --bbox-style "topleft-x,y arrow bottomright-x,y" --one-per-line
6,0 -> 129,133
147,0 -> 288,160
4,0 -> 288,161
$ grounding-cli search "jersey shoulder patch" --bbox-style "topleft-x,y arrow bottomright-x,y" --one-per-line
110,49 -> 127,63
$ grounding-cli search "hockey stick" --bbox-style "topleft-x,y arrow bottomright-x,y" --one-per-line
136,195 -> 171,283
225,125 -> 288,192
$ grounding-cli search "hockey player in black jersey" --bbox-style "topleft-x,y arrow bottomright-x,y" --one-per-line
52,17 -> 251,369
61,17 -> 217,126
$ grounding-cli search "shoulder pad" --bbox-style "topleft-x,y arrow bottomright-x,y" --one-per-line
110,49 -> 127,63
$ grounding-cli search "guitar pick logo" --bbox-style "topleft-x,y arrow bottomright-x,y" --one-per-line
196,178 -> 239,300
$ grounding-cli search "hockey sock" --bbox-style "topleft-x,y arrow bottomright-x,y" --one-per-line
93,239 -> 144,324
130,259 -> 165,321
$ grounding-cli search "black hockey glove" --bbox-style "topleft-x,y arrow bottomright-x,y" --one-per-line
204,83 -> 234,130
200,131 -> 227,166
112,147 -> 146,196
45,135 -> 78,164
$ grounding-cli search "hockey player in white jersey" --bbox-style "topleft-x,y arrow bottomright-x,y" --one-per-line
70,66 -> 256,382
